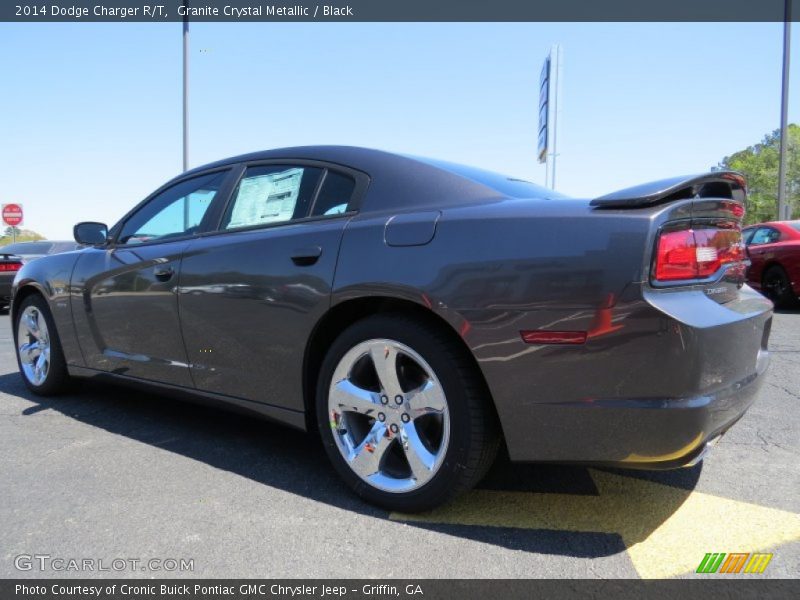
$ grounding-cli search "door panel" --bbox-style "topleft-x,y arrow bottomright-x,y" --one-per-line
69,169 -> 233,386
178,218 -> 348,410
71,241 -> 194,386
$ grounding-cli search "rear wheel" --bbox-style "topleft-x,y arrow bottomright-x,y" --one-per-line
316,314 -> 500,512
762,265 -> 797,309
14,294 -> 72,395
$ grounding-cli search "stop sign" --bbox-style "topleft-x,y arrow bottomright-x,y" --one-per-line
2,203 -> 23,227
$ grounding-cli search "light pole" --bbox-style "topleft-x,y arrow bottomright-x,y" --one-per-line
182,8 -> 190,229
777,0 -> 792,220
183,12 -> 189,172
548,44 -> 562,190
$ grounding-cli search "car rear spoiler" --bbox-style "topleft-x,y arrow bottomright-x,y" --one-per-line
590,171 -> 746,208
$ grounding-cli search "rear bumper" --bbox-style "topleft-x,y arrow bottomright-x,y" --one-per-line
530,350 -> 768,469
471,284 -> 773,467
0,274 -> 13,307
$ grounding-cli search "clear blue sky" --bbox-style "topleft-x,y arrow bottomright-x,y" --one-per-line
0,22 -> 797,239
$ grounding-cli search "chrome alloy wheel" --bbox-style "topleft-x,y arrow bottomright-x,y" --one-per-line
17,305 -> 51,387
327,339 -> 450,493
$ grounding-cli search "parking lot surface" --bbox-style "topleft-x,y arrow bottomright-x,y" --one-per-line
1,310 -> 799,579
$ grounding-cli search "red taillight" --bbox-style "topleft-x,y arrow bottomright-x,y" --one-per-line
0,262 -> 22,272
653,227 -> 744,282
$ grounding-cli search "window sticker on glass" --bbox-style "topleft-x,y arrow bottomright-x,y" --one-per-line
228,168 -> 304,228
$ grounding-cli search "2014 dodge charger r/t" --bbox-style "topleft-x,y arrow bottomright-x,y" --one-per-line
11,146 -> 772,511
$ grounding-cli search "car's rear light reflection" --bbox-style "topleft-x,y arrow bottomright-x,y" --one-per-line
520,330 -> 587,345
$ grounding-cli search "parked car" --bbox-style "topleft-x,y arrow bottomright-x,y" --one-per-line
10,147 -> 772,511
0,240 -> 84,265
742,221 -> 800,308
0,253 -> 23,312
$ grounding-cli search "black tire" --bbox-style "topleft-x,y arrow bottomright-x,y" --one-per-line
762,265 -> 798,309
13,294 -> 72,395
316,313 -> 500,512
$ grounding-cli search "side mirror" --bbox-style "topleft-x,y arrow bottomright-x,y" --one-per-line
73,222 -> 109,245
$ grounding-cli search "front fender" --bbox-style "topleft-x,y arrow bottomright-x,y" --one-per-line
12,252 -> 85,367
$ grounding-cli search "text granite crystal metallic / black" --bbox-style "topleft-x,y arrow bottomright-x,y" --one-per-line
10,146 -> 772,511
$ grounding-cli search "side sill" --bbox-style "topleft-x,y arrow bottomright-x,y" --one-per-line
67,365 -> 307,431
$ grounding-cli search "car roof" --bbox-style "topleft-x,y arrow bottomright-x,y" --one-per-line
178,145 -> 562,212
182,145 -> 401,175
743,221 -> 800,238
0,240 -> 72,248
744,221 -> 799,229
0,240 -> 78,254
1,239 -> 74,245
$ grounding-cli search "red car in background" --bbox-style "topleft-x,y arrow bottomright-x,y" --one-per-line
743,220 -> 800,308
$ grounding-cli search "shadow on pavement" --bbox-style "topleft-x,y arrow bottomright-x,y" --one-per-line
0,371 -> 702,559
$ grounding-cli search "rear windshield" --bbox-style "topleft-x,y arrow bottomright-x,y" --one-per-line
0,242 -> 53,254
50,242 -> 81,252
411,156 -> 568,200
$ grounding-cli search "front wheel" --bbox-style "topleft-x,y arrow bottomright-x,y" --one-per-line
14,294 -> 72,395
316,314 -> 500,512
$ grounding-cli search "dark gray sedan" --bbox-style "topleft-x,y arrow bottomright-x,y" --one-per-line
0,240 -> 84,264
10,146 -> 772,511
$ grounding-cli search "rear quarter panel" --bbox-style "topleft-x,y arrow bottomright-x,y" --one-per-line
333,196 -> 769,463
333,198 -> 657,455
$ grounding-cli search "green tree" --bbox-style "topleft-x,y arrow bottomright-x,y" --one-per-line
0,227 -> 46,244
718,124 -> 799,225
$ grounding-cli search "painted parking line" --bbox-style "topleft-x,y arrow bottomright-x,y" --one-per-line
390,469 -> 800,578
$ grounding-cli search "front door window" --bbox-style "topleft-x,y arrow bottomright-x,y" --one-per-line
118,171 -> 227,245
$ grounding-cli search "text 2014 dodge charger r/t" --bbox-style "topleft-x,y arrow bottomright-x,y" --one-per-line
11,147 -> 771,511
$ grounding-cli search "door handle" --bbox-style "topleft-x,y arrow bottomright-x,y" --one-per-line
291,246 -> 322,266
154,266 -> 174,281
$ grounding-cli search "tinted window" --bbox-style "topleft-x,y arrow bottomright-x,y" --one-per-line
0,242 -> 53,254
410,156 -> 568,199
743,228 -> 756,245
750,227 -> 781,245
49,242 -> 82,253
222,166 -> 322,230
311,171 -> 356,216
119,171 -> 227,245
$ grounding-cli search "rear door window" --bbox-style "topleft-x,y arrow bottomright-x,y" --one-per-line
311,171 -> 356,217
222,166 -> 323,230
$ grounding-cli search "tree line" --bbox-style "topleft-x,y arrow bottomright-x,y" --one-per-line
719,123 -> 799,225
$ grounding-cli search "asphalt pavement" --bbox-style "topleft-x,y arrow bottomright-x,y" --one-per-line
1,309 -> 799,579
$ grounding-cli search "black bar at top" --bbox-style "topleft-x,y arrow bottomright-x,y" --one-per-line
2,0 -> 799,23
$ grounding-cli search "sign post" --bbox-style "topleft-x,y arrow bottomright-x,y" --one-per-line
2,203 -> 24,243
537,45 -> 562,190
777,0 -> 792,221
